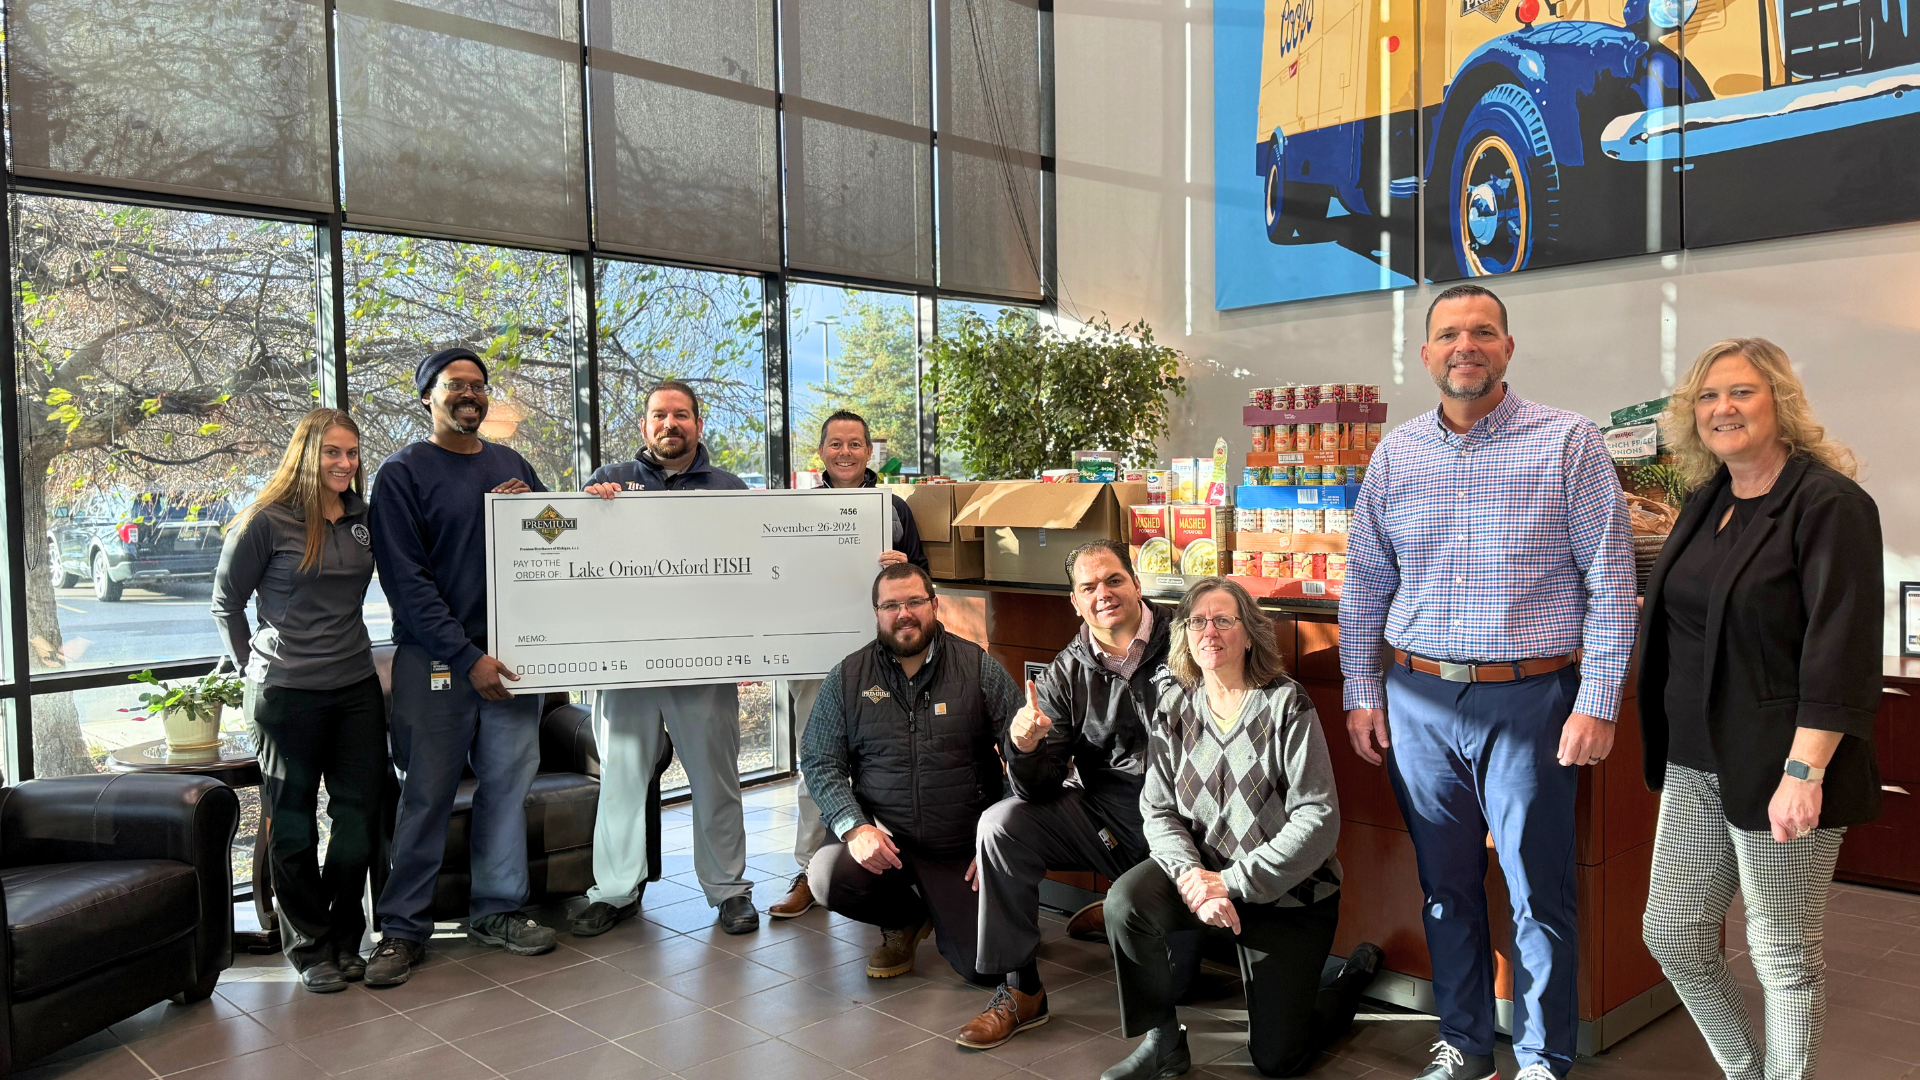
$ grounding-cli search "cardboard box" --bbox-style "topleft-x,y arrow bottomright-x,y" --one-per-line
1230,531 -> 1348,554
885,482 -> 985,580
1170,506 -> 1227,575
953,481 -> 1151,585
1128,505 -> 1175,574
1235,484 -> 1362,509
1245,449 -> 1371,468
1242,401 -> 1390,426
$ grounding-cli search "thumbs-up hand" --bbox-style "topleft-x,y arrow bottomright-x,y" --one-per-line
1010,679 -> 1054,754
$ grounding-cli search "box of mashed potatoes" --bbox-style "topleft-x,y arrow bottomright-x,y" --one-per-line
1129,505 -> 1227,576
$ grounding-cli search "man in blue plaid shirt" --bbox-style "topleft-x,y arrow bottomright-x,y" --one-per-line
1338,285 -> 1635,1080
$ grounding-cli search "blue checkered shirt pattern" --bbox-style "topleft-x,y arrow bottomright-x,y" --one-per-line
1338,389 -> 1637,720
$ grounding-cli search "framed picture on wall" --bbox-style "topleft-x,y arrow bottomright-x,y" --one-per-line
1903,582 -> 1920,657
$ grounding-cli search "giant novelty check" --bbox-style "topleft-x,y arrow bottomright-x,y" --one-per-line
484,489 -> 892,693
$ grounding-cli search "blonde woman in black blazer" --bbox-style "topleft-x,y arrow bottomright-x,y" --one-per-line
1636,338 -> 1882,1080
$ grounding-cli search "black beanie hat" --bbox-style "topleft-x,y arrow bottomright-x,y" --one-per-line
414,348 -> 487,397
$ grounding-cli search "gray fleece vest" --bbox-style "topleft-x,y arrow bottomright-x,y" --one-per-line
840,633 -> 999,858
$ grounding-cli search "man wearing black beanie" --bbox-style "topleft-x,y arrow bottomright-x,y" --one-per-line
363,348 -> 556,987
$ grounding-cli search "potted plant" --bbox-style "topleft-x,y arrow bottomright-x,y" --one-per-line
926,310 -> 1186,478
128,669 -> 245,752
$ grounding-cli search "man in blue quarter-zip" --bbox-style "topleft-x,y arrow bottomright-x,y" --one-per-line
802,563 -> 1021,984
569,381 -> 762,938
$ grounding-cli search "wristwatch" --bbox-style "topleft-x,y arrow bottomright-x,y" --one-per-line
1784,759 -> 1827,783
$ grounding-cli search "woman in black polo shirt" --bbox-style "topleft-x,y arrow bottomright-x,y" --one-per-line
212,408 -> 383,992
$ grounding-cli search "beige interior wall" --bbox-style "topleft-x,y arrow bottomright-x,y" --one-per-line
1053,0 -> 1920,651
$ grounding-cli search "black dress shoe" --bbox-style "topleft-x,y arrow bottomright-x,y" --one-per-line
335,945 -> 368,983
1100,1025 -> 1189,1080
299,959 -> 349,994
1340,941 -> 1384,985
572,900 -> 639,937
718,894 -> 760,934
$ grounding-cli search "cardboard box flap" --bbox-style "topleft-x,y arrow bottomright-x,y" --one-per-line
954,481 -> 1148,530
883,482 -> 982,535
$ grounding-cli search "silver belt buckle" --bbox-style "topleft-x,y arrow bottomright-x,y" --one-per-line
1437,661 -> 1475,683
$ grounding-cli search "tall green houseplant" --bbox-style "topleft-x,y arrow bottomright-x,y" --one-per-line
928,310 -> 1186,479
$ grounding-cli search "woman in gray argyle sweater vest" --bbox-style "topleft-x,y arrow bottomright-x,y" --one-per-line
1099,578 -> 1383,1080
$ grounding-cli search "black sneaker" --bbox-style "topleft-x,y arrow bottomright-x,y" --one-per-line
1410,1041 -> 1498,1080
334,944 -> 368,983
468,912 -> 558,955
571,900 -> 639,938
1100,1025 -> 1190,1080
298,958 -> 348,994
718,894 -> 760,935
364,937 -> 426,988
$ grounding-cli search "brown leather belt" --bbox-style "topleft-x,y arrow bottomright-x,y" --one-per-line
1394,649 -> 1580,684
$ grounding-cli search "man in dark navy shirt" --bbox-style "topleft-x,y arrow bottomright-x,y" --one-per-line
568,381 -> 763,938
364,348 -> 557,987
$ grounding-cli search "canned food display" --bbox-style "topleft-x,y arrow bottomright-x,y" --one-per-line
1354,384 -> 1380,403
1298,466 -> 1324,487
1320,383 -> 1346,403
1292,509 -> 1324,533
1296,384 -> 1321,409
1269,465 -> 1298,486
1290,552 -> 1316,579
1322,509 -> 1352,533
1316,422 -> 1341,451
1249,387 -> 1272,409
1242,466 -> 1267,487
1367,423 -> 1383,449
1146,470 -> 1169,505
1273,385 -> 1297,410
1260,551 -> 1287,578
1235,508 -> 1262,532
1261,508 -> 1290,533
1324,554 -> 1348,582
1292,423 -> 1314,452
1231,550 -> 1256,577
1250,425 -> 1273,453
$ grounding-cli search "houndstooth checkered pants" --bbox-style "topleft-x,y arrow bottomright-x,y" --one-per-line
1642,763 -> 1846,1080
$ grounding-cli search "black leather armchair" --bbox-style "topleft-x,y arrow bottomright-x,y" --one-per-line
370,644 -> 672,920
1,773 -> 239,1074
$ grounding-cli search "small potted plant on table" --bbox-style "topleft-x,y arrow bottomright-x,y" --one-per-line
129,669 -> 246,753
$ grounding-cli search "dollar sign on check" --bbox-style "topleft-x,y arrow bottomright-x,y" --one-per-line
771,566 -> 781,580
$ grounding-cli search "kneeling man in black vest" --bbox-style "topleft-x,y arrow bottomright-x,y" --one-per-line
801,563 -> 1020,984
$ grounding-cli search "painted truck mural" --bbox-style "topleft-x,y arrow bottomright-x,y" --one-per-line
1218,0 -> 1920,305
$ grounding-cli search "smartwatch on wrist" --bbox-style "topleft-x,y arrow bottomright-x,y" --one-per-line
1784,759 -> 1827,783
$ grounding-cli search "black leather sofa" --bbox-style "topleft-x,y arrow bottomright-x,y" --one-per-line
370,644 -> 672,921
1,773 -> 239,1074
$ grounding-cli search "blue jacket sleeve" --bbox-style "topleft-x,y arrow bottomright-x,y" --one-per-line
369,461 -> 486,678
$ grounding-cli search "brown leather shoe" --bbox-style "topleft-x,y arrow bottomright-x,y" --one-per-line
867,919 -> 932,977
955,984 -> 1049,1049
1066,900 -> 1107,943
768,872 -> 816,919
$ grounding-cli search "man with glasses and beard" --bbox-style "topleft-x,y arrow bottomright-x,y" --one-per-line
568,380 -> 761,938
802,563 -> 1020,984
366,348 -> 554,988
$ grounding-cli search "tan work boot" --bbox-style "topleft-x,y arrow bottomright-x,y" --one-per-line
866,919 -> 932,977
1066,900 -> 1106,942
956,983 -> 1050,1049
768,873 -> 816,919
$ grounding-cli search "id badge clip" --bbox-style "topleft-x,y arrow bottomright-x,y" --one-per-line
430,661 -> 452,692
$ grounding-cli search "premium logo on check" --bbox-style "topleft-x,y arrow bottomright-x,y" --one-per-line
522,505 -> 579,544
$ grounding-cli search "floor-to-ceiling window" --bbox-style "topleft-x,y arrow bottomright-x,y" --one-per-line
786,282 -> 921,481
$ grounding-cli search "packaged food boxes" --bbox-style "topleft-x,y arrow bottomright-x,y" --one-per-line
953,481 -> 1151,585
1610,397 -> 1671,428
1170,506 -> 1226,575
1073,450 -> 1121,483
1205,438 -> 1230,506
1041,469 -> 1079,483
1604,423 -> 1660,464
1170,458 -> 1197,504
1231,550 -> 1256,576
1130,505 -> 1173,574
1325,554 -> 1348,582
1250,425 -> 1274,453
1292,509 -> 1324,533
1260,551 -> 1287,578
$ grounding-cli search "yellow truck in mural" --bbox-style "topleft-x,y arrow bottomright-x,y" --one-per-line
1256,0 -> 1920,276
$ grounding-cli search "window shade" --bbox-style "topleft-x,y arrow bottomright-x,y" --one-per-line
335,0 -> 588,247
585,0 -> 780,271
938,0 -> 1044,300
5,0 -> 333,210
781,0 -> 934,287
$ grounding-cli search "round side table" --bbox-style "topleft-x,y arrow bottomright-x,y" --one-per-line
106,738 -> 280,954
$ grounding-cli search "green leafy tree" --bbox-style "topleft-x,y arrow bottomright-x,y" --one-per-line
928,310 -> 1186,479
797,297 -> 918,470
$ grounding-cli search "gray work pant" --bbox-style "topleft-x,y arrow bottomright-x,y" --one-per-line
788,678 -> 830,870
974,790 -> 1142,977
587,683 -> 753,908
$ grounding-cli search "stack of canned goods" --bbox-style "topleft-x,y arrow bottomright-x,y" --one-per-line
1237,507 -> 1354,535
1246,383 -> 1381,409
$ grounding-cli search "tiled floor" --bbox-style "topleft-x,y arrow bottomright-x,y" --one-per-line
19,778 -> 1920,1080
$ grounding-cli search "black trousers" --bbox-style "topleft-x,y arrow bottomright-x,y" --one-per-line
975,790 -> 1143,977
809,840 -> 993,985
247,674 -> 389,971
1108,860 -> 1357,1078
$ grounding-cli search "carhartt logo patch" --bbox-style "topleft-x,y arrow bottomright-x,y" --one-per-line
935,702 -> 948,715
521,505 -> 578,544
862,685 -> 890,704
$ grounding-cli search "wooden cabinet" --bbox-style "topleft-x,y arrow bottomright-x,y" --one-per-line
1835,667 -> 1920,892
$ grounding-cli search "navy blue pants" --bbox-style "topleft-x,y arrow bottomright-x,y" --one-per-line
1385,660 -> 1581,1077
378,643 -> 542,942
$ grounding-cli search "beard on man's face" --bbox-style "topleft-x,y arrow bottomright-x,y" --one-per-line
879,617 -> 932,657
647,425 -> 691,459
1429,353 -> 1506,402
441,393 -> 486,434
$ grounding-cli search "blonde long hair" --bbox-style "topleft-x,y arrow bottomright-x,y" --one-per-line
234,409 -> 364,573
1661,338 -> 1859,491
1166,577 -> 1289,690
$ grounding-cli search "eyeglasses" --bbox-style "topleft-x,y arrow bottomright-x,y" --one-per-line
1184,616 -> 1242,633
876,596 -> 934,615
438,379 -> 489,395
